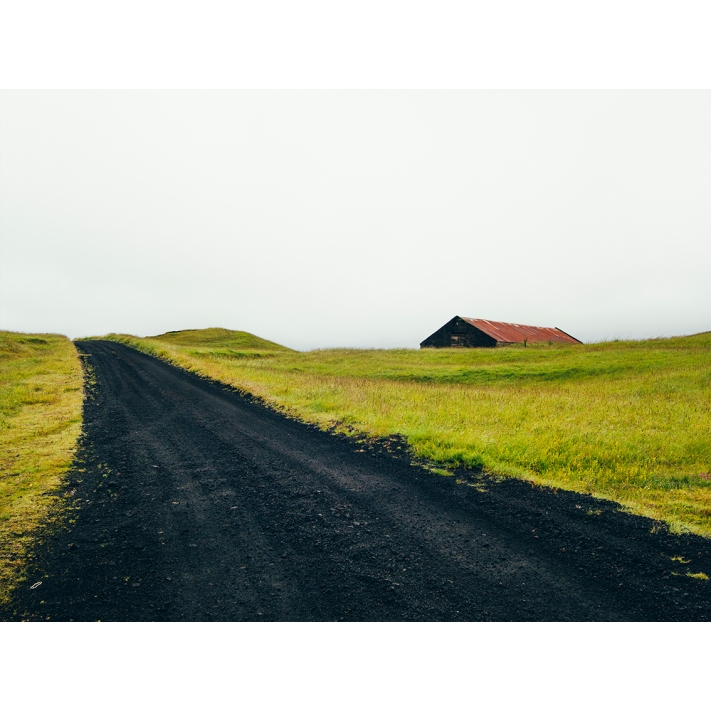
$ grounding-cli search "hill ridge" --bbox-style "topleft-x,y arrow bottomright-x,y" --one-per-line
148,327 -> 291,351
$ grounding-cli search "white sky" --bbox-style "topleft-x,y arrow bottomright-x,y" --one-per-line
1,90 -> 710,349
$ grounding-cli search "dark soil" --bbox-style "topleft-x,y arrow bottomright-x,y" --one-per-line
4,340 -> 711,621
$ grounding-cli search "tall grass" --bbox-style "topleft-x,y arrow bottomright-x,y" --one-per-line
0,332 -> 84,604
101,330 -> 711,536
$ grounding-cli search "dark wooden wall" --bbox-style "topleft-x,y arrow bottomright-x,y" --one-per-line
420,317 -> 497,348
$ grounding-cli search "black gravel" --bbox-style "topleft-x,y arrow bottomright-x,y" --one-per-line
4,340 -> 711,621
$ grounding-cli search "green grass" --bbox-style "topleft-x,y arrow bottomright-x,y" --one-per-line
0,332 -> 84,604
100,329 -> 711,537
150,327 -> 292,351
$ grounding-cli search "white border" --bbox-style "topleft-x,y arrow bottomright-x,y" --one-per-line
1,1 -> 710,88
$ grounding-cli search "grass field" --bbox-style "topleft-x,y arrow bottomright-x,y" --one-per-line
100,328 -> 711,536
0,332 -> 84,603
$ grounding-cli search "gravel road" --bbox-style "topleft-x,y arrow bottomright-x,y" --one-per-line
6,340 -> 710,621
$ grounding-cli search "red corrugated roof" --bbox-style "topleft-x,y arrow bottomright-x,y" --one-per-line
461,318 -> 581,344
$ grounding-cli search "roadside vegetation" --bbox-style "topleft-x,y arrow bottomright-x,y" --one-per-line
99,329 -> 711,536
0,332 -> 83,604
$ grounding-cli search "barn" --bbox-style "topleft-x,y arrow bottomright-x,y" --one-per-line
420,316 -> 582,348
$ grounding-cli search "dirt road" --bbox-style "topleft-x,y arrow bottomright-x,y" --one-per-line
6,341 -> 710,621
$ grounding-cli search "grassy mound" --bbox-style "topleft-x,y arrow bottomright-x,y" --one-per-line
0,332 -> 84,604
149,328 -> 291,351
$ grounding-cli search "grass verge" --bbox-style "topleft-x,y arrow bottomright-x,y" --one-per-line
96,329 -> 711,536
0,332 -> 84,604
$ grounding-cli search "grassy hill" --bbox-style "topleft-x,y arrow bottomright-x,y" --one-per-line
102,329 -> 711,536
0,332 -> 83,604
149,327 -> 291,351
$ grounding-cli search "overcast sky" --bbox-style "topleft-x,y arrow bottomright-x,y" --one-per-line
1,91 -> 709,349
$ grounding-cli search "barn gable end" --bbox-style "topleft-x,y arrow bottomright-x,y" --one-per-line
420,316 -> 497,348
420,316 -> 581,348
